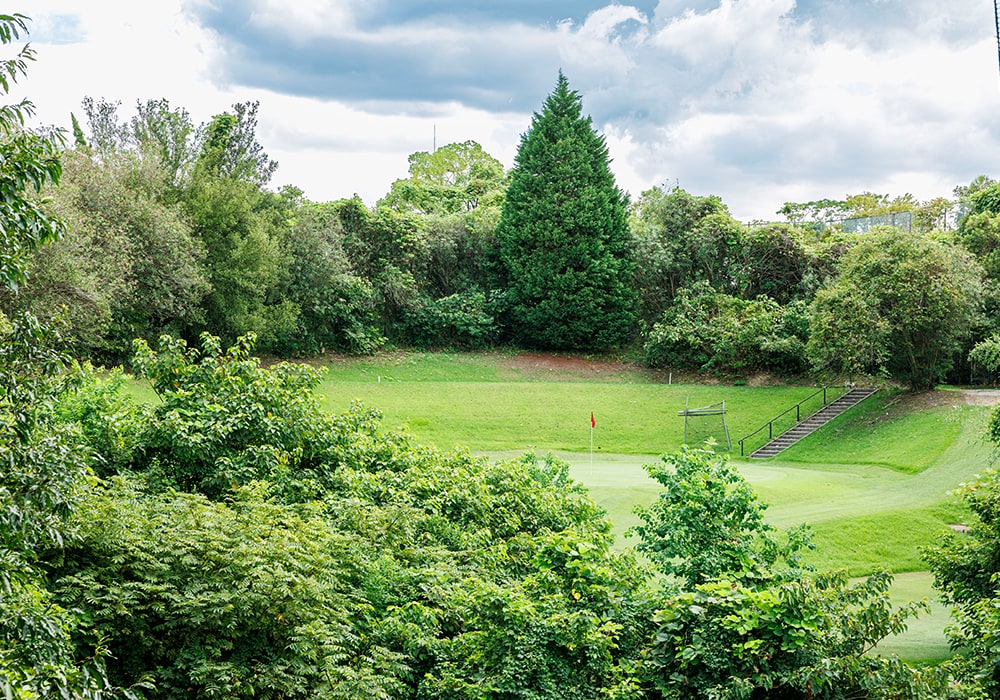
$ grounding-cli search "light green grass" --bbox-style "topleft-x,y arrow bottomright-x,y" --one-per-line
875,571 -> 953,664
802,504 -> 970,576
116,375 -> 160,404
318,352 -> 818,455
322,381 -> 823,454
779,393 -> 971,473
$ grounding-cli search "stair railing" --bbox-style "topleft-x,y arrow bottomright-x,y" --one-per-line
737,386 -> 845,456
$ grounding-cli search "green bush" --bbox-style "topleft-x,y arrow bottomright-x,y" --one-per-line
648,572 -> 941,700
50,333 -> 655,698
636,447 -> 949,700
399,291 -> 498,349
643,284 -> 809,374
123,333 -> 340,499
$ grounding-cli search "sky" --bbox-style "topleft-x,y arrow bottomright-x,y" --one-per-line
12,0 -> 1000,221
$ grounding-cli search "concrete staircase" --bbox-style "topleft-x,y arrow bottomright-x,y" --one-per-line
748,387 -> 877,459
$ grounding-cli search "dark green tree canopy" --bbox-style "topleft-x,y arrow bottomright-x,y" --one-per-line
498,72 -> 635,350
807,228 -> 983,389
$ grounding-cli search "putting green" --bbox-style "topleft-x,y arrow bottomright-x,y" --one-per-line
529,405 -> 990,665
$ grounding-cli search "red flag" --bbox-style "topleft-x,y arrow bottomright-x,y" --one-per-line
591,412 -> 596,429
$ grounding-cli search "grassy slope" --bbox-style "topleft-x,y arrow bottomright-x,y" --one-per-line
316,355 -> 989,570
317,352 -> 820,454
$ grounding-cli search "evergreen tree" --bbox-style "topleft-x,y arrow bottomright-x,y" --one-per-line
498,72 -> 635,350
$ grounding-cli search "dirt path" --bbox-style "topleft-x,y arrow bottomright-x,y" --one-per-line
950,389 -> 1000,406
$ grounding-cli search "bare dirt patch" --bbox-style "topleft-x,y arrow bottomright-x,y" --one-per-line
951,389 -> 1000,406
867,389 -> 1000,425
496,352 -> 645,382
894,389 -> 1000,409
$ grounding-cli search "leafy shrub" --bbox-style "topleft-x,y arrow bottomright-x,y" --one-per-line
124,332 -> 340,499
51,333 -> 654,698
632,446 -> 810,588
398,291 -> 498,349
55,481 -> 398,700
924,466 -> 1000,697
637,447 -> 948,700
969,333 -> 1000,382
643,284 -> 809,374
649,572 -> 940,700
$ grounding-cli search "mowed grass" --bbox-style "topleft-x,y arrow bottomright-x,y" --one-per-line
878,571 -> 954,664
311,352 -> 999,663
779,391 -> 971,474
304,353 -> 994,570
317,352 -> 819,454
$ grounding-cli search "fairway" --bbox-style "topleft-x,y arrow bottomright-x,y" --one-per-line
313,351 -> 1000,663
318,352 -> 822,454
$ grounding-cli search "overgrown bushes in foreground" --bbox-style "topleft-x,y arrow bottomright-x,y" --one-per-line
43,333 -> 655,698
5,329 -> 978,699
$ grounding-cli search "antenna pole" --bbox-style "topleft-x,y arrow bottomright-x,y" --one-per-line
995,0 -> 1000,83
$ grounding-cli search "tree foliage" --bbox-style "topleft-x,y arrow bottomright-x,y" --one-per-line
632,447 -> 809,588
181,177 -> 297,346
194,101 -> 277,187
45,332 -> 656,698
498,73 -> 635,350
636,447 -> 945,700
924,465 -> 1000,697
380,139 -> 507,217
644,284 -> 810,375
808,229 -> 983,388
13,149 -> 209,358
0,316 -> 132,700
629,186 -> 728,323
735,223 -> 814,303
0,14 -> 64,292
631,188 -> 815,327
648,571 -> 942,700
129,98 -> 198,187
0,17 -> 132,695
273,201 -> 384,355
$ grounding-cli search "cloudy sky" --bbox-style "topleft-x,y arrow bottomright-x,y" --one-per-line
13,0 -> 1000,221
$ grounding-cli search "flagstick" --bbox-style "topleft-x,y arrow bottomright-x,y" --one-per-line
589,425 -> 594,477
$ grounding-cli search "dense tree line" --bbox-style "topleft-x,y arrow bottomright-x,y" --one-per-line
2,69 -> 996,389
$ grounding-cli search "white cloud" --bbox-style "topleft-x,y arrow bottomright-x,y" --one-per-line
580,4 -> 647,39
14,1 -> 1000,220
248,0 -> 357,39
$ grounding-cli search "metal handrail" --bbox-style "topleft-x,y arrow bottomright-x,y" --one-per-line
737,386 -> 842,456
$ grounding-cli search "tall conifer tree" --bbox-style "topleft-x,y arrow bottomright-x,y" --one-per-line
498,72 -> 635,350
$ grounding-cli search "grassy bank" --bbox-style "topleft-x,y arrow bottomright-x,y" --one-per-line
316,351 -> 820,454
